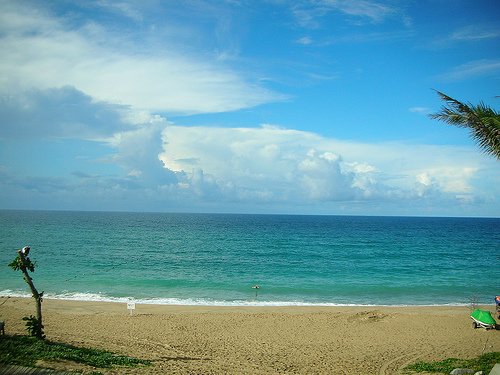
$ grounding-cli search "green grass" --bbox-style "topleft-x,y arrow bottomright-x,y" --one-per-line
405,352 -> 500,374
0,334 -> 151,369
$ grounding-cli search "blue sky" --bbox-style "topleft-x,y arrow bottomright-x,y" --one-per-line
0,0 -> 499,216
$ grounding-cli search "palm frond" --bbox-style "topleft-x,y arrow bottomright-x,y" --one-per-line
430,90 -> 500,159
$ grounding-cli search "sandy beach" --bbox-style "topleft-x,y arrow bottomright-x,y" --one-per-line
1,297 -> 498,374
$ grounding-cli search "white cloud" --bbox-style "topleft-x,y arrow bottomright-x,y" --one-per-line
409,107 -> 431,114
93,1 -> 145,22
158,125 -> 498,207
323,0 -> 396,23
450,25 -> 500,41
0,2 -> 283,114
437,59 -> 500,82
1,114 -> 498,214
296,36 -> 313,45
159,126 -> 355,202
414,167 -> 475,198
105,114 -> 177,186
426,25 -> 500,50
292,0 -> 402,28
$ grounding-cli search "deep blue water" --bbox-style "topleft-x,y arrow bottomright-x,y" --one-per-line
0,210 -> 498,306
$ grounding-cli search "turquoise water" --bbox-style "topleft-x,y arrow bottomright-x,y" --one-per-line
0,210 -> 498,306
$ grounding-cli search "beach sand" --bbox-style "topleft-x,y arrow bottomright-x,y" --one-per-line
1,297 -> 499,374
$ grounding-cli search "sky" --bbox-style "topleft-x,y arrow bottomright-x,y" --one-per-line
0,0 -> 499,217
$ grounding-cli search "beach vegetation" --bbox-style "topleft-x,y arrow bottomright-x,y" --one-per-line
430,91 -> 500,160
22,315 -> 44,338
0,334 -> 151,369
8,246 -> 45,339
405,351 -> 500,374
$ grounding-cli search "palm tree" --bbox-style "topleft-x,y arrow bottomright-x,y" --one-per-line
429,91 -> 500,160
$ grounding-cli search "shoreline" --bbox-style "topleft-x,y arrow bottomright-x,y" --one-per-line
0,295 -> 479,312
1,297 -> 498,374
0,292 -> 476,308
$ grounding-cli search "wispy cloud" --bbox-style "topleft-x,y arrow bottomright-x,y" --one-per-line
92,0 -> 145,22
0,2 -> 284,114
292,0 -> 403,28
324,29 -> 414,44
437,59 -> 500,82
450,25 -> 500,41
323,0 -> 397,23
296,36 -> 313,45
409,107 -> 431,115
290,0 -> 412,46
427,25 -> 500,49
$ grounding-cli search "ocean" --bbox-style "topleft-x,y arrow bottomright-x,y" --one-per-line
0,210 -> 498,306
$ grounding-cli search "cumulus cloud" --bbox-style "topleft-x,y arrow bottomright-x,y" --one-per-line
159,126 -> 357,202
157,125 -> 497,209
1,115 -> 498,215
105,114 -> 177,186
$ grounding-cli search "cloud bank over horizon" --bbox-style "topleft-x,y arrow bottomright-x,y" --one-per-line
1,99 -> 497,216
